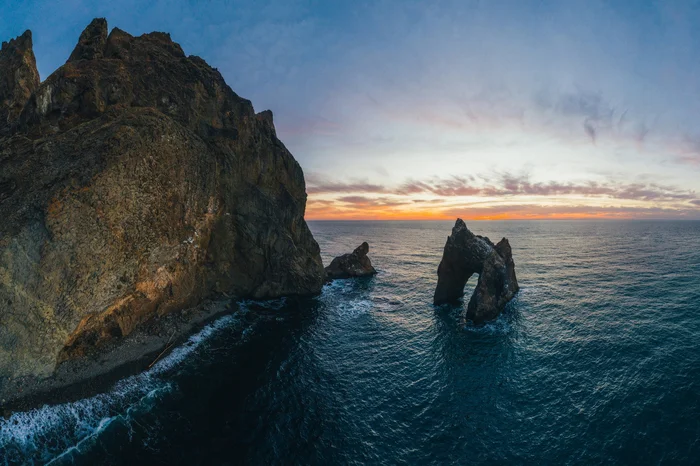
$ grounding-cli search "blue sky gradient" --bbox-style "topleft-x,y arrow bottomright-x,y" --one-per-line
2,0 -> 700,218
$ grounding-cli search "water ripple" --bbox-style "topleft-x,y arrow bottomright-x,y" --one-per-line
2,220 -> 700,464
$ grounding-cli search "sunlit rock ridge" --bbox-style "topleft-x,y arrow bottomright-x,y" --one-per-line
0,18 -> 324,403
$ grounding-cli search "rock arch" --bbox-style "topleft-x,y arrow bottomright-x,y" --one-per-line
433,219 -> 519,323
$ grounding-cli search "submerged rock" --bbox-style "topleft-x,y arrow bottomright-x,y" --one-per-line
433,219 -> 519,323
325,242 -> 377,280
0,19 -> 325,403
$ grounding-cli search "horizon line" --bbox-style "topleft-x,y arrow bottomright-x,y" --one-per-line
305,217 -> 700,221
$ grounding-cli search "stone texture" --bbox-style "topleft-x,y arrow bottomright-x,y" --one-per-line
0,19 -> 325,393
0,30 -> 40,134
67,18 -> 108,62
434,219 -> 519,323
325,242 -> 377,280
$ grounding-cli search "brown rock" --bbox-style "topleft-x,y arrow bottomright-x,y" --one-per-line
67,17 -> 108,62
0,19 -> 325,401
434,219 -> 519,323
0,29 -> 40,133
325,242 -> 377,280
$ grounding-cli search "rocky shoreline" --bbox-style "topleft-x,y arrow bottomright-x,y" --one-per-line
1,297 -> 237,415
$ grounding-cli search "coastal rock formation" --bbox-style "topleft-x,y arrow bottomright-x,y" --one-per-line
433,219 -> 519,323
0,30 -> 40,133
0,19 -> 325,399
325,242 -> 377,280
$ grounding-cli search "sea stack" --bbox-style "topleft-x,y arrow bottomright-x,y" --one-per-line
325,242 -> 377,280
434,219 -> 519,323
0,19 -> 325,403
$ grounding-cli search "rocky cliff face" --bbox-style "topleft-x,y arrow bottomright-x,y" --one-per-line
0,19 -> 325,395
434,219 -> 519,323
0,30 -> 39,133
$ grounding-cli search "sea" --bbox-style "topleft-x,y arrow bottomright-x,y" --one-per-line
1,220 -> 699,465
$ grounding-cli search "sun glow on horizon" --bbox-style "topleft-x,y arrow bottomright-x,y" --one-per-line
303,170 -> 700,220
305,201 -> 700,221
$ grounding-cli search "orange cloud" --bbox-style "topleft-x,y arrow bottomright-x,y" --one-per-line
303,171 -> 700,220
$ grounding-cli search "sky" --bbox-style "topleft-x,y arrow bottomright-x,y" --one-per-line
2,0 -> 700,220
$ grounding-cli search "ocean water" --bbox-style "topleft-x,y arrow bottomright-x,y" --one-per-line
1,220 -> 699,465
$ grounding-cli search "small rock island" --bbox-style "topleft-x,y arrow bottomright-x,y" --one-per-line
434,219 -> 519,323
325,242 -> 377,280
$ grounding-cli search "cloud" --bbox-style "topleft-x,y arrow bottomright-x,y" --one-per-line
554,91 -> 614,121
305,172 -> 700,219
583,119 -> 597,143
478,174 -> 697,201
336,196 -> 409,207
677,155 -> 700,165
305,172 -> 388,194
435,203 -> 700,220
534,89 -> 628,144
412,198 -> 445,204
315,173 -> 697,202
306,181 -> 387,195
306,199 -> 700,221
675,135 -> 700,166
398,176 -> 481,197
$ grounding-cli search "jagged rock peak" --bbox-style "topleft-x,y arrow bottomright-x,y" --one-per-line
434,219 -> 519,323
66,19 -> 185,64
19,17 -> 245,139
450,217 -> 475,240
256,109 -> 276,135
1,29 -> 33,51
128,30 -> 185,59
0,29 -> 39,129
354,242 -> 370,256
67,17 -> 108,62
325,242 -> 378,280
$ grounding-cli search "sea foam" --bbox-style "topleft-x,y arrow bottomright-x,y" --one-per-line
0,312 -> 241,465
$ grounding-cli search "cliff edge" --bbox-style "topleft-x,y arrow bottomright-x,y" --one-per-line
0,19 -> 325,404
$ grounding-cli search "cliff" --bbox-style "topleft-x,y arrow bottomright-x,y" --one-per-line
0,30 -> 39,133
0,19 -> 325,403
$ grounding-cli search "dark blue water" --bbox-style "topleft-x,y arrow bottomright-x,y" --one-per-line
1,221 -> 699,465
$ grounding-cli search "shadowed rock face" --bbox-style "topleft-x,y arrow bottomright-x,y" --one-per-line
434,219 -> 519,323
0,30 -> 40,133
67,18 -> 108,62
325,242 -> 377,280
0,19 -> 325,391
